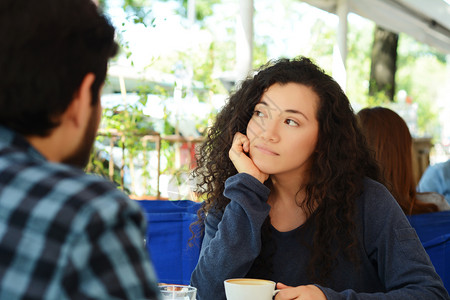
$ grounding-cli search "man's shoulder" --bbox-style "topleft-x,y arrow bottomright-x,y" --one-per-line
432,160 -> 450,176
0,145 -> 133,213
423,160 -> 450,177
41,162 -> 132,212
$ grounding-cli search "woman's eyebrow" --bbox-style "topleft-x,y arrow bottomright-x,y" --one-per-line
284,109 -> 309,121
258,99 -> 309,121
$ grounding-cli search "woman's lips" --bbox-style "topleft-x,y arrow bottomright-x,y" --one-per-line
254,145 -> 279,156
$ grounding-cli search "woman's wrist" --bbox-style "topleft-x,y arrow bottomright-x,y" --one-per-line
243,172 -> 268,184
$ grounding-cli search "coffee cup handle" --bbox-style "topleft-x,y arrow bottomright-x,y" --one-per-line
273,289 -> 280,297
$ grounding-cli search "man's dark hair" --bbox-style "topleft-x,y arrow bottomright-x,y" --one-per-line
0,0 -> 118,136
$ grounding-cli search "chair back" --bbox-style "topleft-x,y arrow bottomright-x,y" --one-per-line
136,199 -> 203,285
422,234 -> 450,291
408,211 -> 450,243
408,211 -> 450,291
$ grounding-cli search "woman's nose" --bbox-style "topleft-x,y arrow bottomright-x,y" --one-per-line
260,119 -> 279,142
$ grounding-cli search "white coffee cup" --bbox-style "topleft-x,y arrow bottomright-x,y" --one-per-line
224,278 -> 279,300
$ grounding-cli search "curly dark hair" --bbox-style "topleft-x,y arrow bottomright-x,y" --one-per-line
0,0 -> 118,137
193,57 -> 383,283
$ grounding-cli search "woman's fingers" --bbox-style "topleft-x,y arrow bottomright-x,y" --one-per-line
229,132 -> 248,160
277,282 -> 290,289
229,132 -> 269,183
229,132 -> 267,183
243,138 -> 249,153
275,284 -> 327,300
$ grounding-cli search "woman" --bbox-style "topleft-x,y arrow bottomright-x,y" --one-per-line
190,57 -> 449,300
357,106 -> 450,214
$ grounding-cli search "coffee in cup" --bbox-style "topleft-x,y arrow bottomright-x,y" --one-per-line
224,278 -> 278,300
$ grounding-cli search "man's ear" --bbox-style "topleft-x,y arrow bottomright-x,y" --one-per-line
65,73 -> 96,128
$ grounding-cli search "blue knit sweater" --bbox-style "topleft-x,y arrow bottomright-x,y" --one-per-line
191,173 -> 449,300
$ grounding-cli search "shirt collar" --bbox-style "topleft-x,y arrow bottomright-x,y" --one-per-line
0,125 -> 47,162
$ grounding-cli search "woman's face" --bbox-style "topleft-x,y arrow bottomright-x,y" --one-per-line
246,82 -> 319,178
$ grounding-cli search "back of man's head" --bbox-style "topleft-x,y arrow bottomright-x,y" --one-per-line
0,0 -> 118,137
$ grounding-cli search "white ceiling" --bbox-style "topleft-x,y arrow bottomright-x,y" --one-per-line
302,0 -> 450,54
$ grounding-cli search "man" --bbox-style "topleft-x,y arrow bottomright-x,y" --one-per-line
0,0 -> 160,299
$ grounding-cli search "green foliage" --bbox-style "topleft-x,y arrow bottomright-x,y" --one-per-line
121,0 -> 154,26
396,35 -> 446,139
253,41 -> 269,69
156,0 -> 220,25
341,16 -> 445,140
364,91 -> 391,107
398,34 -> 447,64
89,90 -> 157,193
86,146 -> 119,182
415,99 -> 440,139
194,0 -> 220,22
102,98 -> 153,135
345,18 -> 374,106
96,0 -> 448,195
308,19 -> 335,59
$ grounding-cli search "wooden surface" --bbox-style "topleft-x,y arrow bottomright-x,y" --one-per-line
412,137 -> 433,185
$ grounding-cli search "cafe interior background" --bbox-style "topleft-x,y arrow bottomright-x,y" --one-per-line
89,0 -> 450,201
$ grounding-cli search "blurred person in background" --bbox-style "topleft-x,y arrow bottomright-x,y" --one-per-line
357,107 -> 450,214
0,0 -> 160,298
418,159 -> 450,204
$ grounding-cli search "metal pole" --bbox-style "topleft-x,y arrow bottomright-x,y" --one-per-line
188,0 -> 196,25
236,0 -> 254,82
156,136 -> 161,199
333,0 -> 348,92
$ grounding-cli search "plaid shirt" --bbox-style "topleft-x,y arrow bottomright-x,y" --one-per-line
0,126 -> 161,300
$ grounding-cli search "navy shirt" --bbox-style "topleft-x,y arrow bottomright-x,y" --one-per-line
191,173 -> 449,300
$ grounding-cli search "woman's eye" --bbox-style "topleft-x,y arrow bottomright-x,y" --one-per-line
254,110 -> 265,117
285,119 -> 299,126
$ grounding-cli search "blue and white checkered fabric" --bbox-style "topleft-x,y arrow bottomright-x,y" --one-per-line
0,126 -> 160,299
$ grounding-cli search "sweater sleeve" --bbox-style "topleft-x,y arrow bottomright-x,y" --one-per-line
319,179 -> 450,300
190,173 -> 271,300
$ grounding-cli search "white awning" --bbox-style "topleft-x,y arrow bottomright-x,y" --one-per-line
302,0 -> 450,54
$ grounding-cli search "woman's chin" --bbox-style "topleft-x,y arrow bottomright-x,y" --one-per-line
253,162 -> 274,175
